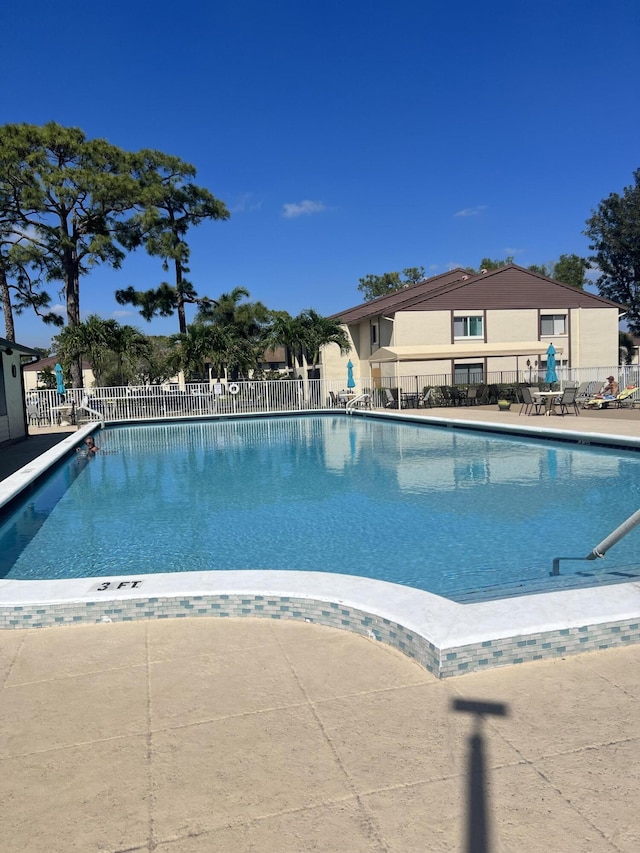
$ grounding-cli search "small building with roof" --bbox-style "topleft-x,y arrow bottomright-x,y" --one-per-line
22,355 -> 95,392
322,265 -> 624,386
0,337 -> 40,447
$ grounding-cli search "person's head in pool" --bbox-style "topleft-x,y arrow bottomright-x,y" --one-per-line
76,435 -> 99,454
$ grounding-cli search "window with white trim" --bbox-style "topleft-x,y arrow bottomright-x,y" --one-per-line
540,314 -> 566,335
454,316 -> 483,338
371,323 -> 378,346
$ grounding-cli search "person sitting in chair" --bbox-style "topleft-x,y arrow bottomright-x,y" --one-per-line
584,376 -> 619,408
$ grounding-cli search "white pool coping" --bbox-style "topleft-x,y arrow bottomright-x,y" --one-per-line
1,415 -> 640,676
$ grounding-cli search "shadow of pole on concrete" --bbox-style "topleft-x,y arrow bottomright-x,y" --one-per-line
452,698 -> 509,853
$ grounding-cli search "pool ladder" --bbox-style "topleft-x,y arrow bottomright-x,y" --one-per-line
345,393 -> 371,414
552,507 -> 640,575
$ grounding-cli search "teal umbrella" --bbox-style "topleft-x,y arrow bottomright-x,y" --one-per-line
54,363 -> 66,397
346,360 -> 355,390
545,344 -> 558,385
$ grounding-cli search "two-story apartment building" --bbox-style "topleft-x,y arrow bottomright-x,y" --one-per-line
323,265 -> 623,385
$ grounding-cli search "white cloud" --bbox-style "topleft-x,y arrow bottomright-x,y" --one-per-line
454,205 -> 487,218
50,303 -> 66,316
229,192 -> 262,214
504,247 -> 524,256
282,200 -> 326,219
112,309 -> 134,318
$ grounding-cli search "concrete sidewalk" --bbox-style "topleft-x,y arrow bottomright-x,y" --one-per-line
1,617 -> 638,852
0,426 -> 75,482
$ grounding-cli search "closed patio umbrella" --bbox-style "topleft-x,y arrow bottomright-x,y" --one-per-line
545,344 -> 558,385
54,363 -> 66,397
346,360 -> 355,390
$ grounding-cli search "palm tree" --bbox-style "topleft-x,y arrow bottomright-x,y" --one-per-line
299,309 -> 351,372
55,315 -> 152,386
168,324 -> 217,382
55,315 -> 119,386
109,325 -> 152,385
262,311 -> 309,378
195,287 -> 269,380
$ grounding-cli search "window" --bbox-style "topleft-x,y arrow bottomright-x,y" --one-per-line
371,323 -> 378,346
454,316 -> 483,338
454,363 -> 484,384
540,314 -> 566,335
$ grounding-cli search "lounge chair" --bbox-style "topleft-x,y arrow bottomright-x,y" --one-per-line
384,388 -> 398,408
439,386 -> 453,406
419,388 -> 434,407
575,381 -> 595,405
583,386 -> 638,409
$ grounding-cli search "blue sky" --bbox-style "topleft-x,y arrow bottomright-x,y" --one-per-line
2,0 -> 638,348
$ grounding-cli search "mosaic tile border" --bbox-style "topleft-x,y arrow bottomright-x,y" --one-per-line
1,592 -> 638,678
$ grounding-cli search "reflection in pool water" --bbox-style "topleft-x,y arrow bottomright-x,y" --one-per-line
1,416 -> 639,601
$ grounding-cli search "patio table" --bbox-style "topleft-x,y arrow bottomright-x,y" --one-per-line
533,390 -> 560,416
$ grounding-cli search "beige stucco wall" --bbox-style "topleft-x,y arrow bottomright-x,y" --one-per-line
394,311 -> 451,345
488,309 -> 540,342
0,351 -> 27,443
320,326 -> 362,384
569,307 -> 619,368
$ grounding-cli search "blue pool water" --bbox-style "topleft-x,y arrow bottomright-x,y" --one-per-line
2,416 -> 640,601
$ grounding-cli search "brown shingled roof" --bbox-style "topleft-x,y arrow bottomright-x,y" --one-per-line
329,268 -> 469,323
331,264 -> 624,323
23,355 -> 93,372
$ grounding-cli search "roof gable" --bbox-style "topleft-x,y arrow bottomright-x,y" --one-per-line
332,265 -> 624,323
329,268 -> 469,323
407,265 -> 624,311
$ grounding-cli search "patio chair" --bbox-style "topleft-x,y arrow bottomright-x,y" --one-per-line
519,386 -> 544,416
474,384 -> 488,404
449,387 -> 465,406
463,387 -> 479,405
419,388 -> 434,407
555,386 -> 580,416
384,388 -> 398,408
584,386 -> 638,410
608,386 -> 638,408
26,402 -> 46,426
575,381 -> 595,405
439,386 -> 453,406
486,385 -> 499,404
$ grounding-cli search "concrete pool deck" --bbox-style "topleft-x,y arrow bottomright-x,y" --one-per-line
1,616 -> 639,851
1,410 -> 640,848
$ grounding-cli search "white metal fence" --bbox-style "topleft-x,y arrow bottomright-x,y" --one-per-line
25,379 -> 372,425
25,366 -> 640,425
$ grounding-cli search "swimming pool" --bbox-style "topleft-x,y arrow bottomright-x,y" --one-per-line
3,416 -> 640,602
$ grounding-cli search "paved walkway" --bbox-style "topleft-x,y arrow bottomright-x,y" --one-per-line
1,618 -> 638,852
1,410 -> 639,851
